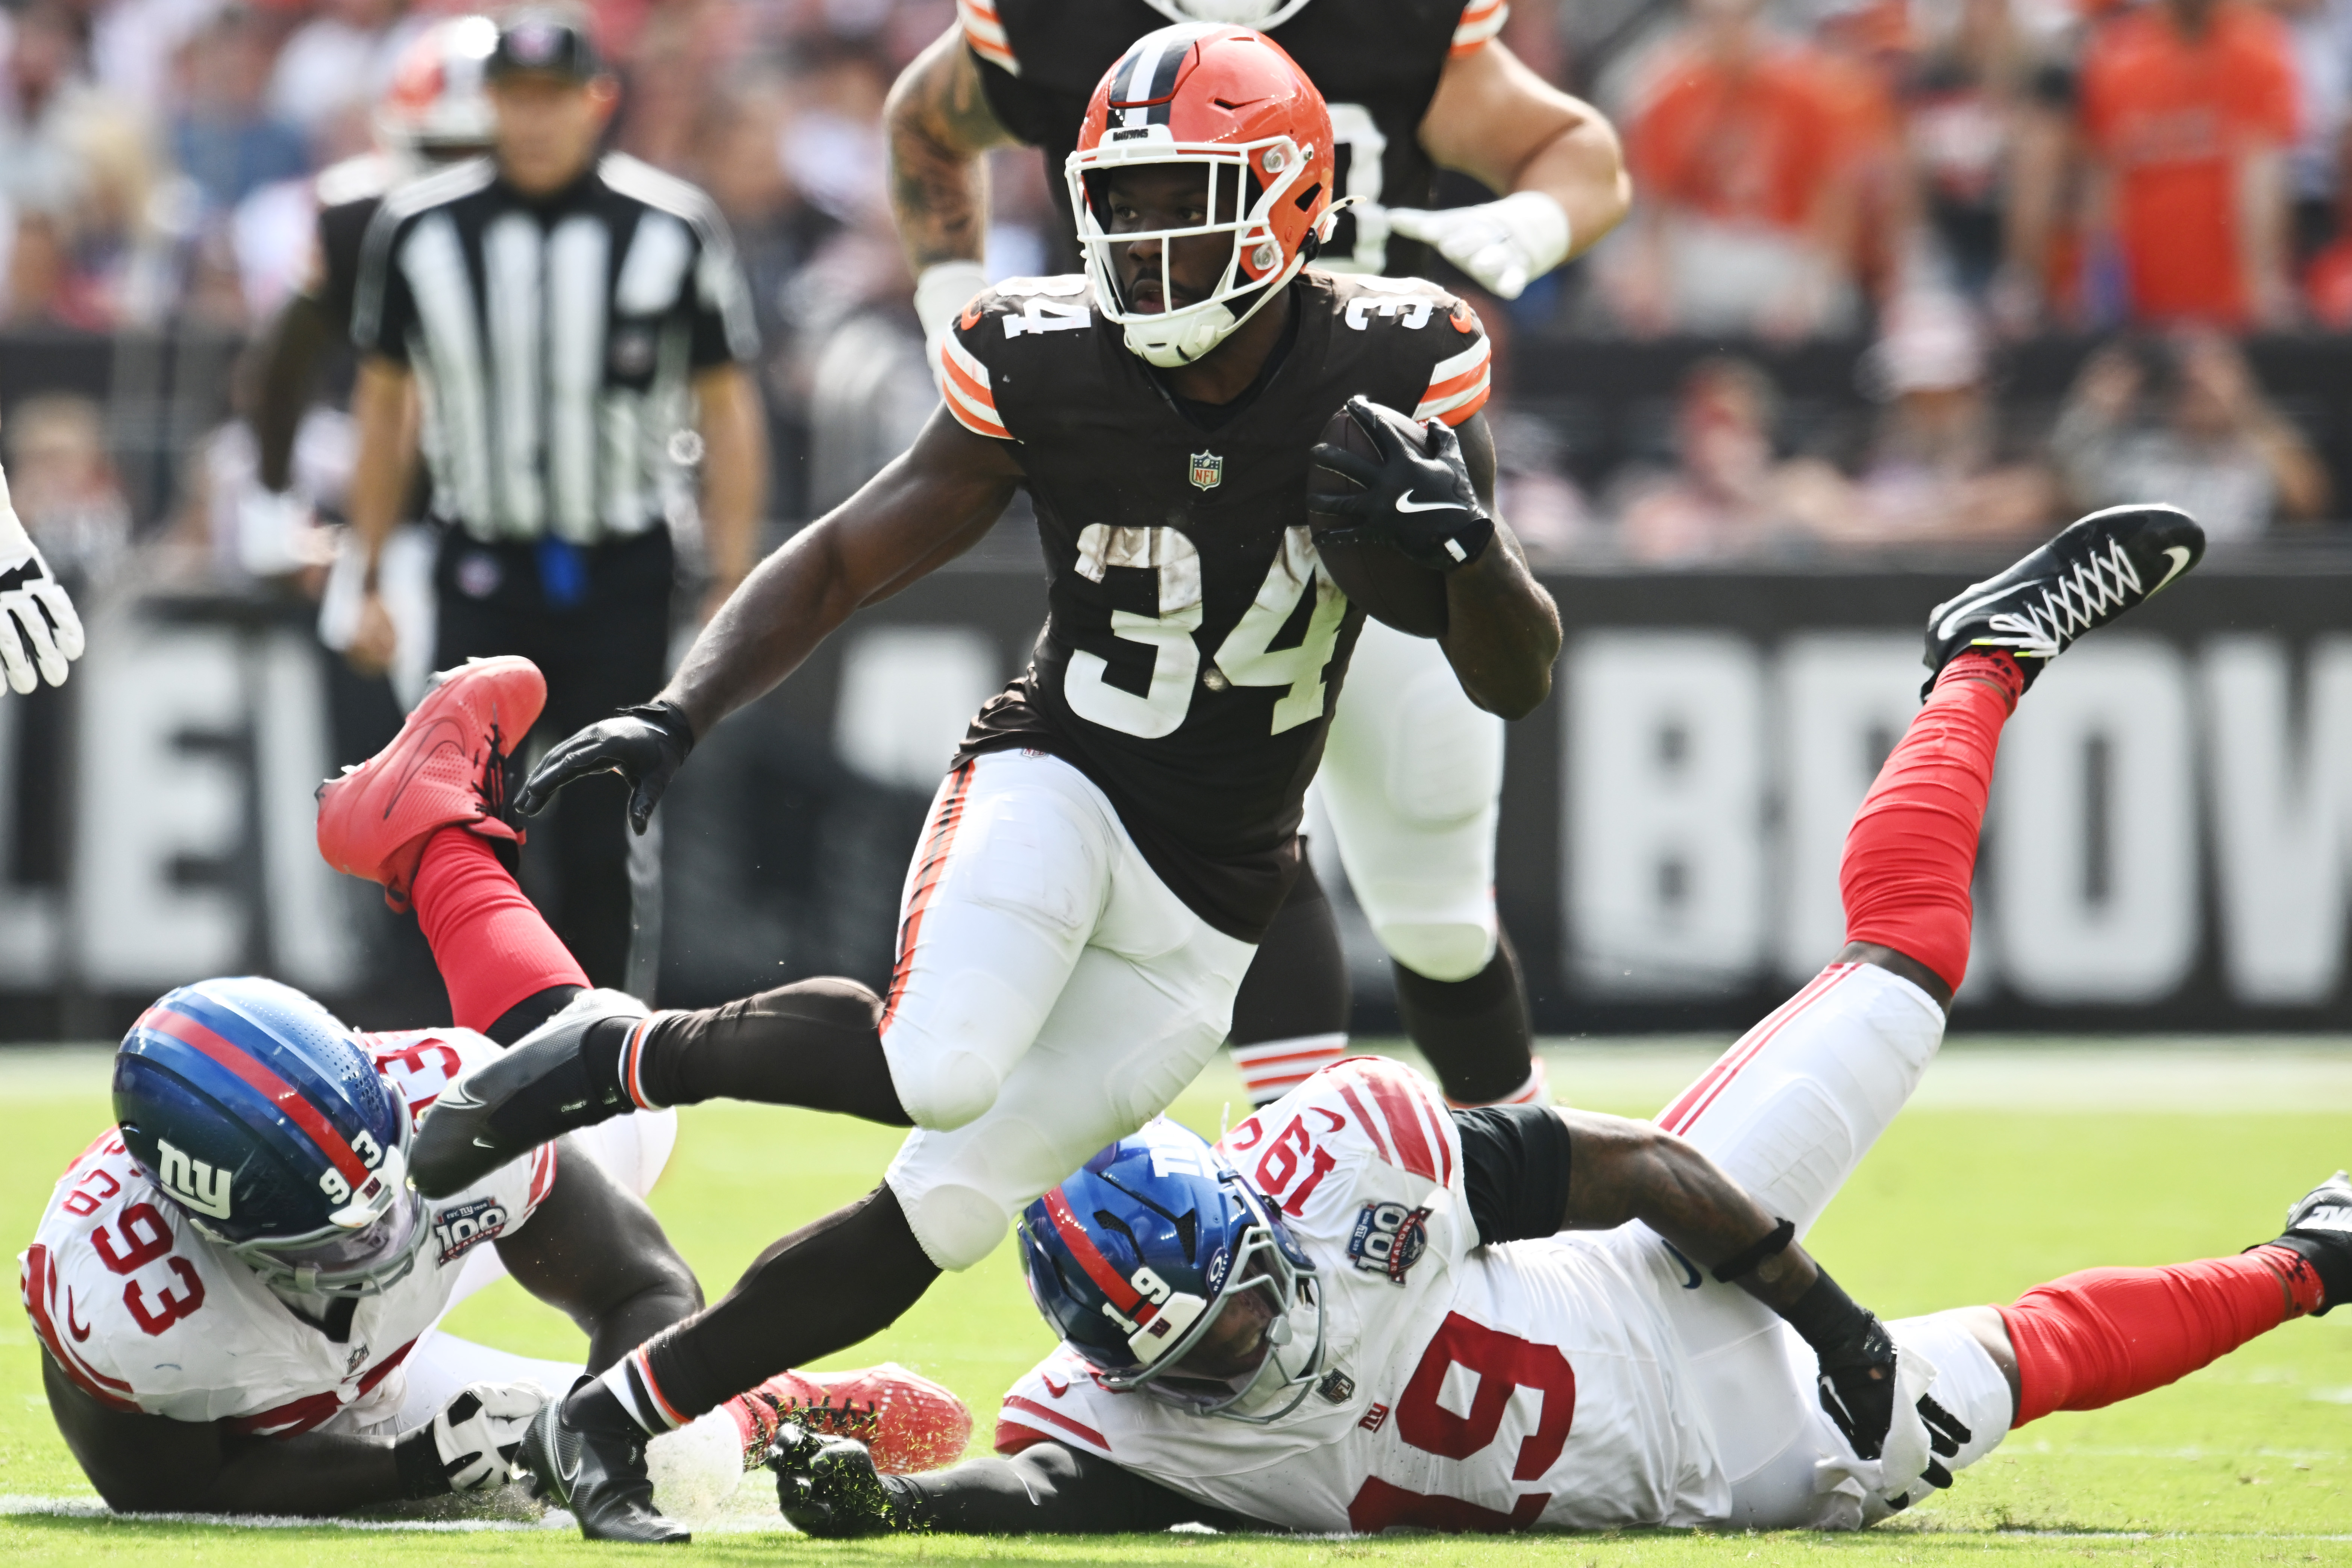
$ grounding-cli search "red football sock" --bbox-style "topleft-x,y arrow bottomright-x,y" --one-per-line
410,826 -> 588,1034
2000,1246 -> 2325,1427
1838,650 -> 2023,992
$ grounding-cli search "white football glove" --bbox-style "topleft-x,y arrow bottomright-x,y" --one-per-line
914,259 -> 990,382
1383,191 -> 1572,301
0,460 -> 85,695
411,1381 -> 548,1494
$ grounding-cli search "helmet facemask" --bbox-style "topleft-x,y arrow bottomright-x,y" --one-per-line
1096,1174 -> 1327,1424
191,1133 -> 431,1299
1069,132 -> 1322,369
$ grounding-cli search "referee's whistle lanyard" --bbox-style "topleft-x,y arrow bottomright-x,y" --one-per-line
536,538 -> 590,609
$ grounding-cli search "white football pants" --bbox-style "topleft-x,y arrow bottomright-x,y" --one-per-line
1612,961 -> 2014,1529
881,751 -> 1257,1271
1317,617 -> 1503,984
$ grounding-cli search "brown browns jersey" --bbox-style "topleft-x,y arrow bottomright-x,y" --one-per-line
939,269 -> 1495,941
954,0 -> 1508,280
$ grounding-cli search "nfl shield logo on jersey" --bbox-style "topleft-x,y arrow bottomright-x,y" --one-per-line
1189,451 -> 1223,490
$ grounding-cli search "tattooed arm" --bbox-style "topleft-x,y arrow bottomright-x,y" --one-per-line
884,27 -> 1019,276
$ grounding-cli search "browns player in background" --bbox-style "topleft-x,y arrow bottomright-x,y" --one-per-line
885,0 -> 1630,1113
241,15 -> 501,534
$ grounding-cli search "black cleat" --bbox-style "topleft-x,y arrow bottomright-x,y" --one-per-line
523,1386 -> 689,1544
1920,504 -> 2205,696
2273,1171 -> 2352,1316
410,988 -> 651,1198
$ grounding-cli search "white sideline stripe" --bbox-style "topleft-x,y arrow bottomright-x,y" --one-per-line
8,1495 -> 2350,1541
0,1496 -> 570,1530
0,1497 -> 797,1536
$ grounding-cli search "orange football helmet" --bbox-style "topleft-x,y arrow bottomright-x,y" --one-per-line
1066,24 -> 1340,367
378,15 -> 498,156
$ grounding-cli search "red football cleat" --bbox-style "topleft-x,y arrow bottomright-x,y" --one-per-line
722,1364 -> 972,1474
316,656 -> 545,911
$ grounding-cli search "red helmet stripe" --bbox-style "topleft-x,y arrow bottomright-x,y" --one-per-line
138,1007 -> 374,1187
1041,1186 -> 1148,1316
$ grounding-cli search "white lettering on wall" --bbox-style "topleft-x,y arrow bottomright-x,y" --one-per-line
2200,635 -> 2352,1005
1774,634 -> 1919,986
1565,632 -> 1764,996
1990,639 -> 2197,1004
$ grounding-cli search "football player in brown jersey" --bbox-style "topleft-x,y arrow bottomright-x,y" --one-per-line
402,26 -> 1560,1542
886,0 -> 1631,1117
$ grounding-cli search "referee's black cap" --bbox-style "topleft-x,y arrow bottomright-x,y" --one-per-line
488,6 -> 605,82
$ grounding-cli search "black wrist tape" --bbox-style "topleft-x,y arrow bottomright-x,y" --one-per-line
1782,1268 -> 1880,1359
1712,1217 -> 1795,1284
393,1427 -> 450,1499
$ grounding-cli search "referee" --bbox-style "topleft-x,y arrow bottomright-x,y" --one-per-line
347,5 -> 766,997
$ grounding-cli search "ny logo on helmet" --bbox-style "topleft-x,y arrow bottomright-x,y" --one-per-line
1190,452 -> 1223,490
158,1138 -> 232,1219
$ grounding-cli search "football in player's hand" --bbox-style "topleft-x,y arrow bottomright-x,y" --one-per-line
1306,399 -> 1450,639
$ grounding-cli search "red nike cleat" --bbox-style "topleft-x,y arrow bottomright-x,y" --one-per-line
316,656 -> 546,911
722,1365 -> 972,1474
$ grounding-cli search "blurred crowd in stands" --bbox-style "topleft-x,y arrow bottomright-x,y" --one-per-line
2,0 -> 2347,571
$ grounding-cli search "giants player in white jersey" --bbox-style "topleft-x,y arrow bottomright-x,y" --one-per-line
23,657 -> 965,1518
772,508 -> 2352,1533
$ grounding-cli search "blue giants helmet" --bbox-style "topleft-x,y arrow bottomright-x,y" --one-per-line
1015,1118 -> 1324,1424
112,977 -> 427,1297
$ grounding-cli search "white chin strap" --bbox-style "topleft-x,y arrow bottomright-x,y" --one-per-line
1119,253 -> 1304,368
1139,0 -> 1313,27
1124,302 -> 1237,368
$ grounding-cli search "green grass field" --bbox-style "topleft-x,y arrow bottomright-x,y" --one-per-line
3,1039 -> 2349,1565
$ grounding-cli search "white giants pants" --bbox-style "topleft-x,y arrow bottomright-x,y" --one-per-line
880,751 -> 1258,1271
1615,961 -> 2015,1529
1317,618 -> 1504,984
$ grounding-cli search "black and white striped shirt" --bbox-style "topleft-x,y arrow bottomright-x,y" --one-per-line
352,152 -> 758,545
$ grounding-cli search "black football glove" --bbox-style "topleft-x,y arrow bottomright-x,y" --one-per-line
1777,1264 -> 1900,1459
767,1424 -> 910,1538
1308,395 -> 1495,572
1912,1393 -> 1971,1492
514,699 -> 695,835
1813,1312 -> 1900,1460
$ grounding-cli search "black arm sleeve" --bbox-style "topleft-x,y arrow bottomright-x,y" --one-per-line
1453,1104 -> 1573,1246
892,1443 -> 1266,1535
